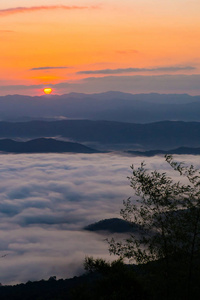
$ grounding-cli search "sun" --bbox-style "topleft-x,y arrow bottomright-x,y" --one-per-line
43,88 -> 52,95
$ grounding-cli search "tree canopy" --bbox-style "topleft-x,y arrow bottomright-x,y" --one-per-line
108,155 -> 200,299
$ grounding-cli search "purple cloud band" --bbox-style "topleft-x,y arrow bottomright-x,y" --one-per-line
0,5 -> 97,16
30,66 -> 70,71
77,66 -> 196,75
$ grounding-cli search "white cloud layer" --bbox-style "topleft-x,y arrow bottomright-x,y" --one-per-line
0,153 -> 199,284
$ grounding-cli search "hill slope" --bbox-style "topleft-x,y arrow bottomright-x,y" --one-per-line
84,218 -> 142,233
127,146 -> 200,156
0,138 -> 99,154
0,120 -> 200,150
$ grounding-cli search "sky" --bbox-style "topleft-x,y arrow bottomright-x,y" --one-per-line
0,0 -> 200,95
0,152 -> 197,284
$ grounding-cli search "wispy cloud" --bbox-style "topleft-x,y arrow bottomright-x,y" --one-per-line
30,66 -> 70,71
0,30 -> 14,33
0,5 -> 97,17
116,50 -> 139,54
77,66 -> 196,75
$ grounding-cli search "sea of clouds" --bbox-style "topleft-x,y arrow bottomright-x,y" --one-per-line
0,153 -> 199,285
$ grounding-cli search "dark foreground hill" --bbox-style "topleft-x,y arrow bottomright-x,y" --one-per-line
0,267 -> 149,300
0,120 -> 200,149
84,218 -> 142,233
0,276 -> 81,300
0,138 -> 99,154
1,256 -> 200,300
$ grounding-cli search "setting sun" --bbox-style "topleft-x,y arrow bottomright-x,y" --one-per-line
43,88 -> 52,95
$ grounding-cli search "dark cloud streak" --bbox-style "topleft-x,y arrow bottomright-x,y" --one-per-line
30,66 -> 70,71
77,66 -> 195,75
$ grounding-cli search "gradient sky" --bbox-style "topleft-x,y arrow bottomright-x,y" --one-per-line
0,0 -> 200,95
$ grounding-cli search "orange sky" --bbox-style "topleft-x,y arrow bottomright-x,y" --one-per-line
0,0 -> 200,95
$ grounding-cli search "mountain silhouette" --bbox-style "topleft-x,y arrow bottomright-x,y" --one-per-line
0,138 -> 100,154
127,146 -> 200,156
1,92 -> 200,123
0,120 -> 200,150
84,218 -> 142,233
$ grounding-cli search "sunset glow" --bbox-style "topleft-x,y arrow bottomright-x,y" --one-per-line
0,0 -> 199,95
1,0 -> 200,290
43,88 -> 52,95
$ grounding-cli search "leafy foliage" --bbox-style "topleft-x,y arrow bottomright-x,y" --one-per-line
71,257 -> 150,300
108,155 -> 200,299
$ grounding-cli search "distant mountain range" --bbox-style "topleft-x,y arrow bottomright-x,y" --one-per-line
0,138 -> 99,154
0,136 -> 199,156
127,147 -> 200,156
1,92 -> 200,123
0,138 -> 199,155
0,120 -> 200,150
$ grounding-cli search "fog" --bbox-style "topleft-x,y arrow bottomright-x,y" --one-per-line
0,153 -> 199,284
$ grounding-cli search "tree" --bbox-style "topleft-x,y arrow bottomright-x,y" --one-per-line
108,155 -> 200,299
70,257 -> 150,300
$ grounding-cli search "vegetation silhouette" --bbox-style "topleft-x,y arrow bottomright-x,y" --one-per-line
70,258 -> 150,300
108,154 -> 200,299
71,155 -> 200,300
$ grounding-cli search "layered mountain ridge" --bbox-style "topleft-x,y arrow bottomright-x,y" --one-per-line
0,120 -> 199,150
1,92 -> 200,123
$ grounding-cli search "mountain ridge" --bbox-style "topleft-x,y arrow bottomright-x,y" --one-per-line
0,138 -> 100,154
1,92 -> 200,123
0,120 -> 199,150
127,146 -> 200,156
